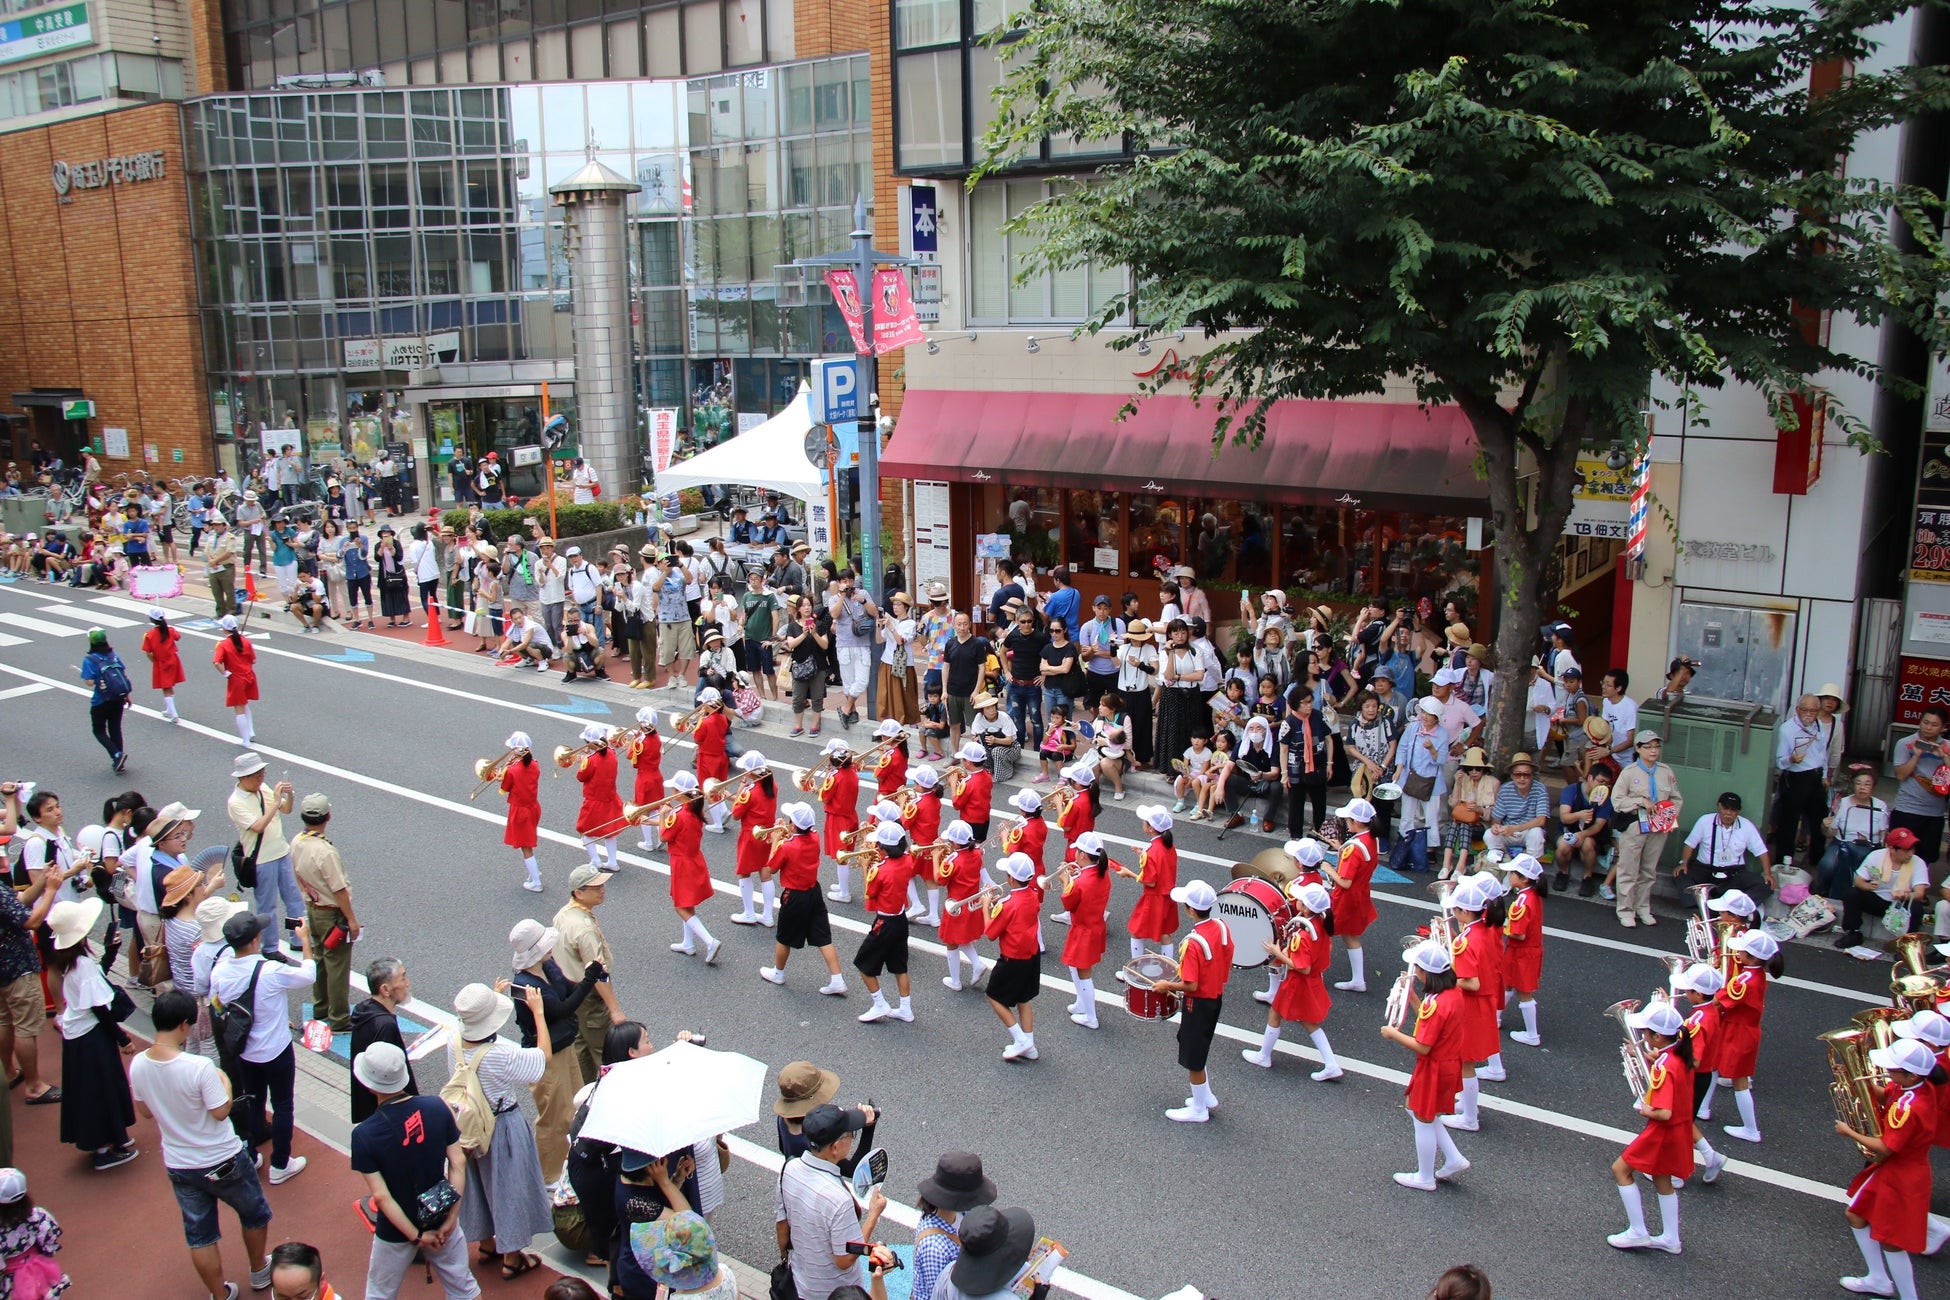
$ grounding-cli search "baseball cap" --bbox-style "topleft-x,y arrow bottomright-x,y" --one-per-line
1870,1039 -> 1940,1078
1003,853 -> 1037,882
568,863 -> 614,892
221,911 -> 273,949
1894,1010 -> 1950,1048
1889,827 -> 1920,850
1170,879 -> 1217,911
801,1103 -> 868,1147
1332,797 -> 1376,823
873,820 -> 905,847
785,802 -> 818,831
1072,831 -> 1104,857
301,793 -> 331,818
1706,891 -> 1757,917
1293,882 -> 1332,914
0,1169 -> 25,1205
1449,881 -> 1490,913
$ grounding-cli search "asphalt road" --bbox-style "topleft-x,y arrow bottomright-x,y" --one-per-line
0,577 -> 1934,1300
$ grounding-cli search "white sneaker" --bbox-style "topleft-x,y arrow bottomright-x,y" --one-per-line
858,1003 -> 890,1023
759,966 -> 786,985
905,904 -> 926,920
1241,1049 -> 1273,1069
1607,1230 -> 1654,1250
918,914 -> 941,928
1069,1013 -> 1098,1029
1476,1066 -> 1507,1082
703,938 -> 722,966
943,978 -> 964,991
269,1157 -> 307,1185
670,942 -> 697,955
1050,911 -> 1072,925
1252,990 -> 1274,1004
890,1005 -> 914,1022
1392,1172 -> 1437,1191
1701,1151 -> 1726,1184
1333,980 -> 1367,992
1165,1103 -> 1209,1123
730,912 -> 760,926
1310,1065 -> 1345,1082
1647,1236 -> 1682,1255
818,979 -> 848,996
1434,1158 -> 1470,1181
827,888 -> 852,903
1441,1115 -> 1479,1132
968,963 -> 989,985
1002,1040 -> 1031,1061
521,881 -> 545,893
1722,1124 -> 1762,1144
1840,1276 -> 1897,1296
250,1256 -> 273,1289
702,822 -> 724,834
1019,1044 -> 1039,1060
1510,1031 -> 1541,1046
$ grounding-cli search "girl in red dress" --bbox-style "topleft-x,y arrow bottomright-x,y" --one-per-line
660,772 -> 720,964
1059,832 -> 1114,1029
574,724 -> 623,872
818,741 -> 861,903
141,608 -> 184,723
1118,806 -> 1179,962
871,718 -> 909,798
498,731 -> 543,892
211,615 -> 258,746
729,751 -> 778,927
1500,854 -> 1546,1047
1323,797 -> 1379,992
690,688 -> 732,834
1381,939 -> 1469,1191
949,742 -> 994,842
902,766 -> 944,926
627,707 -> 665,853
1609,1001 -> 1695,1253
1670,963 -> 1731,1183
1838,1038 -> 1942,1300
1057,764 -> 1099,859
1713,927 -> 1779,1144
1002,788 -> 1049,868
1463,868 -> 1509,1083
1443,879 -> 1497,1133
1242,882 -> 1342,1080
934,820 -> 989,990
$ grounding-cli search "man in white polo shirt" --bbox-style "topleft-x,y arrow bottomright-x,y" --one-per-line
775,1103 -> 888,1300
1677,791 -> 1773,902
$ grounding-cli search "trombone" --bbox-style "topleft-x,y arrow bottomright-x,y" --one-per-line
469,748 -> 521,801
794,753 -> 843,793
553,736 -> 615,769
754,820 -> 795,850
590,788 -> 698,837
856,733 -> 907,771
703,771 -> 765,808
672,703 -> 710,734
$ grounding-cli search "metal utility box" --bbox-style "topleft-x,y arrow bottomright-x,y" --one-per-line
1673,601 -> 1796,714
0,496 -> 54,538
1649,698 -> 1781,867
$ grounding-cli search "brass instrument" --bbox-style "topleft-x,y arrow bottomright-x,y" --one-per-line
1892,932 -> 1948,1012
553,736 -> 614,768
856,734 -> 906,770
1685,884 -> 1717,966
469,748 -> 520,801
1855,1005 -> 1908,1048
889,788 -> 922,818
1385,935 -> 1423,1030
672,704 -> 709,734
1605,998 -> 1657,1100
1714,916 -> 1745,981
944,882 -> 1007,916
703,771 -> 764,807
834,845 -> 883,870
1045,785 -> 1079,819
841,825 -> 875,852
1822,1026 -> 1889,1158
943,764 -> 972,798
794,754 -> 839,793
754,821 -> 795,849
1425,879 -> 1456,950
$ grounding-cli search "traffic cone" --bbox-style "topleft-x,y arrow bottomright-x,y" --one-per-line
243,569 -> 258,603
423,596 -> 449,647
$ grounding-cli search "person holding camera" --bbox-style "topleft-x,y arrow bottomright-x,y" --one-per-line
350,1042 -> 478,1300
774,1103 -> 888,1300
210,911 -> 317,1187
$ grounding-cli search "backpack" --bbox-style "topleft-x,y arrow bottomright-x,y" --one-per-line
441,1042 -> 499,1155
94,654 -> 132,701
212,958 -> 266,1061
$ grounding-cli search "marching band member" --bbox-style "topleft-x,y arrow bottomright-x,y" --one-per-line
1608,1000 -> 1693,1254
1443,879 -> 1496,1132
627,707 -> 665,853
1324,797 -> 1380,992
1712,928 -> 1778,1143
1381,939 -> 1470,1191
951,742 -> 994,843
759,802 -> 848,995
1004,789 -> 1048,869
500,731 -> 544,893
1242,882 -> 1341,1080
855,821 -> 918,1024
1461,869 -> 1509,1082
574,724 -> 622,872
935,820 -> 989,991
1669,962 -> 1729,1184
662,772 -> 721,964
820,741 -> 862,903
871,718 -> 909,797
691,687 -> 732,832
1501,854 -> 1546,1047
903,766 -> 945,926
1048,764 -> 1098,926
1836,1037 -> 1942,1300
1060,832 -> 1115,1029
1707,888 -> 1759,932
212,614 -> 260,746
985,853 -> 1044,1062
1150,880 -> 1235,1123
1256,837 -> 1331,1006
1891,1010 -> 1950,1255
141,607 -> 184,723
1119,806 -> 1180,964
729,751 -> 778,927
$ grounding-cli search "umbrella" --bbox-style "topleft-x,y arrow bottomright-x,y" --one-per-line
576,1040 -> 768,1158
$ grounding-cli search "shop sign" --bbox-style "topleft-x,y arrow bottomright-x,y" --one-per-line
1679,539 -> 1776,563
0,3 -> 90,68
343,332 -> 461,371
1914,507 -> 1950,583
52,150 -> 163,199
1895,655 -> 1950,725
1565,454 -> 1632,540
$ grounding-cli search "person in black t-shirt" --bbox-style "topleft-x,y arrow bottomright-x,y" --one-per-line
350,1043 -> 475,1299
938,613 -> 991,752
998,605 -> 1048,749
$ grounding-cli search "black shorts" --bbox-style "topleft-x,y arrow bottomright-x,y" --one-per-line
968,820 -> 990,844
854,912 -> 910,978
1177,995 -> 1223,1072
776,887 -> 832,950
158,524 -> 175,543
1693,1068 -> 1714,1110
986,953 -> 1041,1007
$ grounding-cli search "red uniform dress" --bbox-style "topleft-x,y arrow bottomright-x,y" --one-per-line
874,747 -> 907,799
500,757 -> 541,848
1932,1045 -> 1950,1150
1502,886 -> 1544,991
629,731 -> 665,807
1683,1000 -> 1722,1082
1480,912 -> 1506,1014
986,888 -> 1042,959
141,625 -> 185,690
1849,1082 -> 1940,1254
692,709 -> 730,783
820,766 -> 860,859
1059,865 -> 1113,969
1450,920 -> 1498,1063
212,635 -> 259,707
1713,964 -> 1768,1077
1405,987 -> 1467,1122
732,782 -> 777,879
1058,793 -> 1095,861
902,791 -> 942,850
1127,837 -> 1180,942
1272,917 -> 1333,1024
937,847 -> 988,947
1004,816 -> 1048,868
1622,1047 -> 1697,1179
663,804 -> 712,908
575,748 -> 623,838
954,769 -> 994,831
769,833 -> 822,891
1330,832 -> 1378,937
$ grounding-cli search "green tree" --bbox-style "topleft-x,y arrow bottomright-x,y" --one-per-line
987,0 -> 1950,762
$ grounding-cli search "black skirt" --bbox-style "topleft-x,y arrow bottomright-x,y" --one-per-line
60,1022 -> 133,1151
378,569 -> 411,617
1176,995 -> 1223,1072
777,888 -> 833,951
1156,688 -> 1204,767
986,953 -> 1042,1007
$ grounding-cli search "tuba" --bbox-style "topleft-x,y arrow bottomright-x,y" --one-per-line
1684,884 -> 1717,965
469,749 -> 520,801
1892,932 -> 1948,1012
1821,1026 -> 1889,1158
1604,998 -> 1656,1100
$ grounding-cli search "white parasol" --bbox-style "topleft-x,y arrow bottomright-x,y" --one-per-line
575,1040 -> 769,1158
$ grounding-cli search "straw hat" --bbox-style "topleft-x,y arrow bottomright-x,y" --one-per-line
1582,715 -> 1613,746
1458,747 -> 1491,772
1445,623 -> 1471,647
1124,619 -> 1155,643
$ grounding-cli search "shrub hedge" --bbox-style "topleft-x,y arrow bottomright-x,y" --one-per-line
441,503 -> 622,541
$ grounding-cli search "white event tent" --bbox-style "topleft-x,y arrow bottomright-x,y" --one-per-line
654,388 -> 823,510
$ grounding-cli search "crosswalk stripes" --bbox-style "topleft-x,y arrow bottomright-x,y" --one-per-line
0,632 -> 27,648
38,604 -> 140,628
0,612 -> 86,637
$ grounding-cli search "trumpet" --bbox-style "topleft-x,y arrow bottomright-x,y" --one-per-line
1822,1026 -> 1889,1158
835,845 -> 882,870
944,883 -> 1007,916
1605,998 -> 1657,1100
553,736 -> 614,768
1045,785 -> 1079,819
1684,884 -> 1717,966
703,771 -> 764,807
889,787 -> 922,818
755,821 -> 795,849
672,704 -> 709,734
469,748 -> 521,801
943,765 -> 972,798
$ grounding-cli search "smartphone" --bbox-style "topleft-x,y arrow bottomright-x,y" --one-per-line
282,916 -> 303,931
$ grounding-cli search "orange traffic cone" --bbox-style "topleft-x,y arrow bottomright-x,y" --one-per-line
243,569 -> 259,604
423,597 -> 449,647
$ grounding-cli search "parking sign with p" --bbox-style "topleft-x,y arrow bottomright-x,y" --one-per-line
810,357 -> 861,426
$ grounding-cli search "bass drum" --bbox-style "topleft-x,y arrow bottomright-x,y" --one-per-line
1215,877 -> 1295,968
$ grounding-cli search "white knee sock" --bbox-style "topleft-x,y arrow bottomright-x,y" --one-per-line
836,863 -> 853,896
234,713 -> 252,743
1434,1122 -> 1464,1167
926,887 -> 942,918
1130,937 -> 1146,961
243,705 -> 254,736
1697,1074 -> 1721,1119
163,695 -> 178,719
685,915 -> 715,949
1734,1087 -> 1758,1133
1191,1080 -> 1216,1109
906,880 -> 922,912
1264,969 -> 1283,998
946,950 -> 964,984
1854,1225 -> 1892,1287
602,837 -> 618,869
1617,1182 -> 1648,1235
739,877 -> 756,915
1656,1191 -> 1679,1243
584,840 -> 603,868
1348,947 -> 1366,986
1521,1000 -> 1539,1037
1412,1119 -> 1439,1181
1075,977 -> 1096,1018
1485,1051 -> 1505,1075
1256,1025 -> 1281,1060
761,879 -> 777,921
523,856 -> 541,889
1310,1027 -> 1339,1072
1459,1077 -> 1480,1125
1008,1024 -> 1029,1047
1695,1136 -> 1720,1163
1886,1248 -> 1918,1300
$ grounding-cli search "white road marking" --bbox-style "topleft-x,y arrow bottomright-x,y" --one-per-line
0,613 -> 85,637
0,632 -> 28,648
0,657 -> 1864,1210
0,684 -> 51,702
39,604 -> 139,628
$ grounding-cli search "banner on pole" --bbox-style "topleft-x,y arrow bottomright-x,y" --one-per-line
650,408 -> 679,474
824,270 -> 869,353
870,268 -> 927,355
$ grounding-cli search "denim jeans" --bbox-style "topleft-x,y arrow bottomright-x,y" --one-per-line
1006,682 -> 1044,748
251,854 -> 305,954
166,1144 -> 270,1248
577,599 -> 606,646
1041,687 -> 1071,727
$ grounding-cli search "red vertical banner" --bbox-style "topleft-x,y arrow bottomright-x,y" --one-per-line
870,268 -> 927,355
824,269 -> 869,354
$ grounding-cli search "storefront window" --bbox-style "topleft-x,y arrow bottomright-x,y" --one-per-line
994,488 -> 1061,568
1066,490 -> 1121,577
1127,495 -> 1183,580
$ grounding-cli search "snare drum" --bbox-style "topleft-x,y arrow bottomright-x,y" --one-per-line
1122,954 -> 1181,1021
1215,877 -> 1295,968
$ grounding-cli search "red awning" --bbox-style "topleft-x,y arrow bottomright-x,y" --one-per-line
880,389 -> 1487,510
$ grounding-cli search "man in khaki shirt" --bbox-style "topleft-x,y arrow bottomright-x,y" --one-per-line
553,863 -> 625,1082
1608,731 -> 1683,929
204,516 -> 241,618
290,793 -> 360,1032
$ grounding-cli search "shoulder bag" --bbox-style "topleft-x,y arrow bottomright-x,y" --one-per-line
770,1166 -> 800,1300
230,791 -> 267,890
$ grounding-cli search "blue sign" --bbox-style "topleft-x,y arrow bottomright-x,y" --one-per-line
909,184 -> 938,255
810,358 -> 861,425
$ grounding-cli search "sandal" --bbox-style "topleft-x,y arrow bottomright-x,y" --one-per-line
500,1252 -> 541,1280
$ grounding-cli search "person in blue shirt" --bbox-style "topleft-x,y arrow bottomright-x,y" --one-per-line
120,510 -> 151,569
1041,566 -> 1081,639
79,629 -> 133,772
185,488 -> 208,556
728,507 -> 753,545
1556,763 -> 1617,896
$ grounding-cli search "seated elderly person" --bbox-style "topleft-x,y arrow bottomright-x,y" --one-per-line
967,692 -> 1021,782
1484,752 -> 1551,859
1834,826 -> 1929,949
1816,765 -> 1889,900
